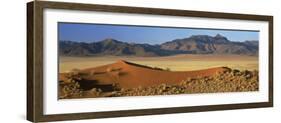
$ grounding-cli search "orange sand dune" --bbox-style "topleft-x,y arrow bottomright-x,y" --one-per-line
64,60 -> 229,89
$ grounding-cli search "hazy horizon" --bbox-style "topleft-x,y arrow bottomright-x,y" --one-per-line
59,22 -> 259,45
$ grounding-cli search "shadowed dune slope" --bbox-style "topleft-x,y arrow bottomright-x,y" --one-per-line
60,60 -> 229,89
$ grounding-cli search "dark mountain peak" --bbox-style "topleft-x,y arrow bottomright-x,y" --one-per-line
99,38 -> 125,46
215,34 -> 224,38
160,34 -> 258,55
214,34 -> 228,41
184,35 -> 213,43
101,38 -> 120,43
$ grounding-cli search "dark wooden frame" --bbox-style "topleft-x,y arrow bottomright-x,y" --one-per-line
27,1 -> 273,122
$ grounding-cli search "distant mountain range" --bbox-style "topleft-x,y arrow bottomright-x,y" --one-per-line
59,34 -> 258,56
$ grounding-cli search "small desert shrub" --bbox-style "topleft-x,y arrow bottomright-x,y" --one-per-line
120,88 -> 126,92
112,82 -> 121,91
59,71 -> 84,99
59,79 -> 82,99
89,88 -> 102,96
232,69 -> 241,76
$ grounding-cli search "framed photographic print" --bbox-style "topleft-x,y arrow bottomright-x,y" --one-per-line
27,1 -> 273,122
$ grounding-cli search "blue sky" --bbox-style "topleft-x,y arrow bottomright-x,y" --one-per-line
58,23 -> 259,45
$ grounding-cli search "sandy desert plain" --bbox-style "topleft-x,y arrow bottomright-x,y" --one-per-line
58,54 -> 259,99
60,54 -> 258,72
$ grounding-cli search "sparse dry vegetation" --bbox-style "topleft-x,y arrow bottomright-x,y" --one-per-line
59,68 -> 258,99
110,68 -> 258,97
59,78 -> 83,99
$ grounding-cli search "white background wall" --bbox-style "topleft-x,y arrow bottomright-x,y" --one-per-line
0,0 -> 280,122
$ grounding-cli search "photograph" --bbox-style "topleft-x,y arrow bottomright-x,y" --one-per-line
26,1 -> 273,122
58,23 -> 259,99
